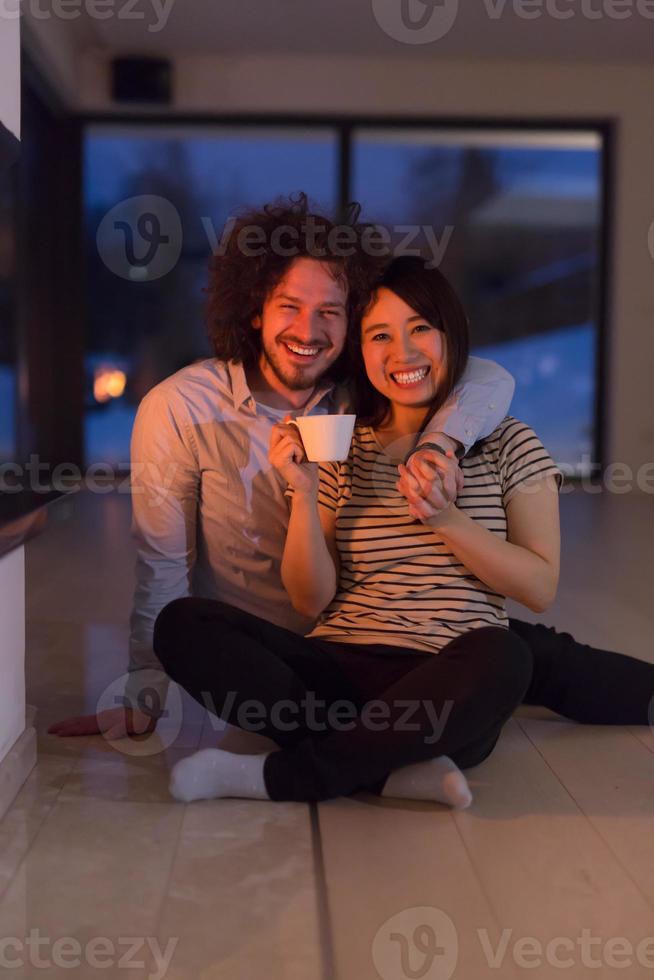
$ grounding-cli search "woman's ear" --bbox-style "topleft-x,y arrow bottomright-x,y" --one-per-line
252,315 -> 261,330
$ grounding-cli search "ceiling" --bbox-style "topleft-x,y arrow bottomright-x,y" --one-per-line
75,0 -> 652,62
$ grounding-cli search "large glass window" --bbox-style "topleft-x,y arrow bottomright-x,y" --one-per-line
83,121 -> 605,474
83,125 -> 339,466
353,128 -> 603,474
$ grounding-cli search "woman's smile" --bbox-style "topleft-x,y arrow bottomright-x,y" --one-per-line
389,365 -> 432,388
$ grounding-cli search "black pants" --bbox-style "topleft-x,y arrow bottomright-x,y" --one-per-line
154,599 -> 534,801
153,600 -> 654,802
510,617 -> 654,724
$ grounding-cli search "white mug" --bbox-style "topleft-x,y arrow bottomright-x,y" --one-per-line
288,414 -> 356,462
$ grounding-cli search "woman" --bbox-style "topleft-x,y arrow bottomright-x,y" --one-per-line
156,256 -> 565,807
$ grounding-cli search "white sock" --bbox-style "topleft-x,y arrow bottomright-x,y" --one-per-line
169,748 -> 271,802
381,756 -> 472,809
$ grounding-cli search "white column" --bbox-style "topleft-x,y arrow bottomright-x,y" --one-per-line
0,7 -> 20,140
0,544 -> 26,760
0,545 -> 36,821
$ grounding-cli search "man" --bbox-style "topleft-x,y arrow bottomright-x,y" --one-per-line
49,194 -> 514,738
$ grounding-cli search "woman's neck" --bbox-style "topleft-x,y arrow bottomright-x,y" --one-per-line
377,403 -> 428,436
374,403 -> 428,447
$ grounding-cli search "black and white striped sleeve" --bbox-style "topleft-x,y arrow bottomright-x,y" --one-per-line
316,462 -> 341,512
498,418 -> 563,505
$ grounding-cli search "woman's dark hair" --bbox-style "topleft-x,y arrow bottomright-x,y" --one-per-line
348,255 -> 470,430
205,192 -> 380,378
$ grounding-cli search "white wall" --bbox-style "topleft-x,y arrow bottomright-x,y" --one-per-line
0,14 -> 21,139
0,547 -> 26,762
21,9 -> 84,107
79,51 -> 654,478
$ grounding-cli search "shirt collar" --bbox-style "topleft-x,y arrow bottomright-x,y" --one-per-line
227,360 -> 253,410
227,359 -> 337,414
302,377 -> 337,413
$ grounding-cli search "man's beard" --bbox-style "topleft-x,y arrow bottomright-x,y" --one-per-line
260,339 -> 327,391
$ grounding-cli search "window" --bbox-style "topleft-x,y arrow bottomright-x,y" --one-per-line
353,128 -> 603,474
83,120 -> 606,475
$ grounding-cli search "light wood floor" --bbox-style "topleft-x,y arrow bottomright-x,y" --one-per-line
0,485 -> 653,979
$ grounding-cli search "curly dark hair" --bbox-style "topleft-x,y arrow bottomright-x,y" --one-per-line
348,255 -> 470,431
204,192 -> 382,379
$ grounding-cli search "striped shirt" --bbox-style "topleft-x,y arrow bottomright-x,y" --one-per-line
306,417 -> 562,654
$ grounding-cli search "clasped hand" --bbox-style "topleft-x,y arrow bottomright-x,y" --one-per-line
397,446 -> 464,523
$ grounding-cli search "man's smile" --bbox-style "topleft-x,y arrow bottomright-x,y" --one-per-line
281,340 -> 328,364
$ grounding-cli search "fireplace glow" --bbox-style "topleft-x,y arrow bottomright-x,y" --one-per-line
94,367 -> 127,403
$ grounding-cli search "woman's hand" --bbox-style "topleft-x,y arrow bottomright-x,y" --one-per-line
269,417 -> 319,496
397,449 -> 463,523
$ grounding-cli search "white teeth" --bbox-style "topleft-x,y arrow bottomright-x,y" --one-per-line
392,367 -> 429,384
286,343 -> 320,357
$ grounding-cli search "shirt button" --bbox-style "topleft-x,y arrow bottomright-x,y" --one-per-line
488,402 -> 495,409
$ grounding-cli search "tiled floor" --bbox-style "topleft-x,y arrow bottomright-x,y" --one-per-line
0,485 -> 653,979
